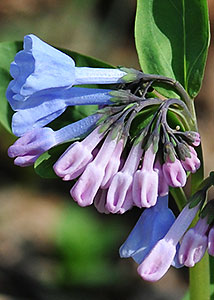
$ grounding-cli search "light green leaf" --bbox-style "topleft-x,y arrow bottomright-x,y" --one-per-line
135,0 -> 210,98
0,41 -> 22,133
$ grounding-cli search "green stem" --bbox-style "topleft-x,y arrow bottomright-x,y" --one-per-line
189,253 -> 210,300
189,103 -> 210,299
170,187 -> 187,210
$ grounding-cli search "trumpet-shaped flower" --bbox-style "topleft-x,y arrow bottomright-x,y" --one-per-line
11,87 -> 113,136
8,114 -> 99,166
6,34 -> 127,110
137,202 -> 200,281
94,189 -> 110,214
120,196 -> 175,262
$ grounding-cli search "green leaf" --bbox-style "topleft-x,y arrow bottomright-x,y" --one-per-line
135,0 -> 210,98
0,41 -> 22,133
181,291 -> 189,300
34,143 -> 71,179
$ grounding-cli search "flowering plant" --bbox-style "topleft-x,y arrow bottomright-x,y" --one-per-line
0,1 -> 212,299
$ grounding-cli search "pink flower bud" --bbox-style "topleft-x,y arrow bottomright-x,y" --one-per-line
71,131 -> 118,207
133,145 -> 158,208
181,146 -> 200,173
53,127 -> 103,180
106,142 -> 143,214
178,217 -> 209,267
192,132 -> 201,147
101,139 -> 124,188
154,160 -> 169,196
208,227 -> 214,256
162,158 -> 186,187
94,189 -> 110,214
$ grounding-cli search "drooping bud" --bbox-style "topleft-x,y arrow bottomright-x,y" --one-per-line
133,144 -> 158,208
179,131 -> 201,147
181,146 -> 200,173
178,216 -> 209,267
154,160 -> 169,196
162,157 -> 186,188
71,130 -> 119,207
106,141 -> 143,214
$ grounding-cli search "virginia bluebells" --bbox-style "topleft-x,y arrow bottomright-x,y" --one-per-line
6,34 -> 209,282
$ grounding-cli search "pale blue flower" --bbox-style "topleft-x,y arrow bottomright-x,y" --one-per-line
119,195 -> 181,268
11,87 -> 112,136
6,34 -> 127,110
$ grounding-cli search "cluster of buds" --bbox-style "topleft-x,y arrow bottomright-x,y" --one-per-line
6,34 -> 211,282
53,95 -> 200,214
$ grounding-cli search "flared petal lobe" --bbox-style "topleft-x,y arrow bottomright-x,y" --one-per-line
6,34 -> 127,109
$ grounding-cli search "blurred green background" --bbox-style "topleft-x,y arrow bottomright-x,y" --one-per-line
0,0 -> 213,299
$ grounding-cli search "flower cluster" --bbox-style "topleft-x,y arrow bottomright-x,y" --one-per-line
6,34 -> 211,282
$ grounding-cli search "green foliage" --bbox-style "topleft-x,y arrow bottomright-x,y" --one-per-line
135,0 -> 210,98
54,204 -> 122,286
0,41 -> 22,133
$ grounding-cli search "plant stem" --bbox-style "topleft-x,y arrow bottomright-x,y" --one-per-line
189,106 -> 210,300
170,187 -> 187,210
189,253 -> 210,300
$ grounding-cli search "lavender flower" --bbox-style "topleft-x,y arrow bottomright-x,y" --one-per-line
132,144 -> 158,208
101,139 -> 124,188
5,32 -> 207,285
106,142 -> 143,214
178,217 -> 209,267
208,227 -> 214,256
53,125 -> 104,181
71,131 -> 120,207
153,160 -> 169,196
8,114 -> 99,166
181,146 -> 200,173
162,157 -> 187,187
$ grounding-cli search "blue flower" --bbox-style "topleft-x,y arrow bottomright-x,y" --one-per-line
6,34 -> 127,110
119,195 -> 182,268
11,87 -> 112,136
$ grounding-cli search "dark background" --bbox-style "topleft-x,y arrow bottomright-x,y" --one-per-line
0,1 -> 213,299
